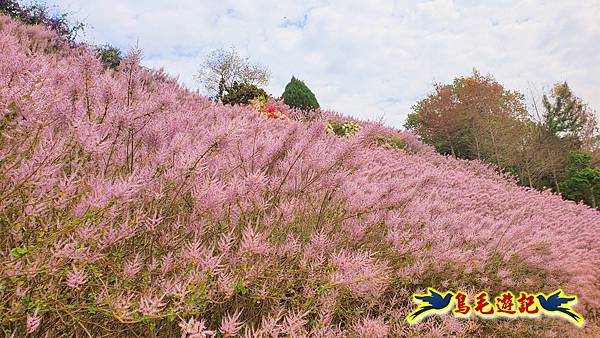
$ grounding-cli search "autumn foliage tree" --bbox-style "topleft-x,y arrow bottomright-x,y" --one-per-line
408,73 -> 600,208
406,70 -> 527,160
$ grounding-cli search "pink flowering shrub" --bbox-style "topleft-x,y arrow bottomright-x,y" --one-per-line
1,16 -> 600,337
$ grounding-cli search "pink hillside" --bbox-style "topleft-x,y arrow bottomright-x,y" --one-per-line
1,15 -> 599,337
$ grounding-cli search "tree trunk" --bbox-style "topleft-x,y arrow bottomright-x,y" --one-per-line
524,158 -> 533,188
490,132 -> 500,167
552,169 -> 560,193
474,134 -> 481,161
448,137 -> 456,158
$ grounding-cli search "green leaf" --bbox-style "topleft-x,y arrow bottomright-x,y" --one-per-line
21,295 -> 32,306
147,321 -> 156,332
10,246 -> 28,258
233,283 -> 249,295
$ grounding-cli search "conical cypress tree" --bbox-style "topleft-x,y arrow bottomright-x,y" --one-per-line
281,76 -> 320,110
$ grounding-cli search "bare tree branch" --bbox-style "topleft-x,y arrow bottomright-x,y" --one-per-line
195,47 -> 270,101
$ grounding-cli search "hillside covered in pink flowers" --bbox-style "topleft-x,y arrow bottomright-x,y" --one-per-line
1,15 -> 600,337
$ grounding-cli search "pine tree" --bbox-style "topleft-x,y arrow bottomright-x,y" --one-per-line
281,76 -> 319,111
542,82 -> 586,136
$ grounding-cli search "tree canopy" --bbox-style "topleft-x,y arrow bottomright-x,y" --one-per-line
281,76 -> 320,111
560,152 -> 600,209
196,47 -> 270,102
543,82 -> 586,136
221,82 -> 267,105
405,70 -> 527,159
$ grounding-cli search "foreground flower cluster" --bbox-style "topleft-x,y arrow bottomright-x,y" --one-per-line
1,16 -> 599,337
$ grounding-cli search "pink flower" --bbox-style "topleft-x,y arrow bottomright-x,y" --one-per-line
240,225 -> 270,255
3,13 -> 600,337
352,316 -> 388,338
219,310 -> 243,337
66,266 -> 87,289
179,317 -> 215,338
138,294 -> 165,317
26,309 -> 42,334
330,250 -> 390,298
123,253 -> 143,278
281,310 -> 310,336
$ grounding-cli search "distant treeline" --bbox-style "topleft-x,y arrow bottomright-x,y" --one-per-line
406,70 -> 600,209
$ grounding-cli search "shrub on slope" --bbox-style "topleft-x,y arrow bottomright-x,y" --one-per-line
1,16 -> 600,337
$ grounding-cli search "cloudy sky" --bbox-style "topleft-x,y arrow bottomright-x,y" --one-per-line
50,0 -> 599,128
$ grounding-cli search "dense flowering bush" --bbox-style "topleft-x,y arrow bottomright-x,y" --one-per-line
1,16 -> 600,337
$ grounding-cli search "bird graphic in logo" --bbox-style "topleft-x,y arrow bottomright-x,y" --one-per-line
537,289 -> 583,326
406,288 -> 454,324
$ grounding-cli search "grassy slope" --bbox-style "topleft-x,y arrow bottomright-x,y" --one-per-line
1,15 -> 599,337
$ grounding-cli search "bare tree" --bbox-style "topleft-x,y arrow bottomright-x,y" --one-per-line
196,47 -> 270,101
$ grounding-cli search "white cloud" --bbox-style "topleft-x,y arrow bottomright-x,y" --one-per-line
53,0 -> 600,128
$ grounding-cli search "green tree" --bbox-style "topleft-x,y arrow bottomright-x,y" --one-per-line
542,82 -> 586,136
97,44 -> 122,70
281,76 -> 319,111
221,82 -> 267,105
560,152 -> 600,209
